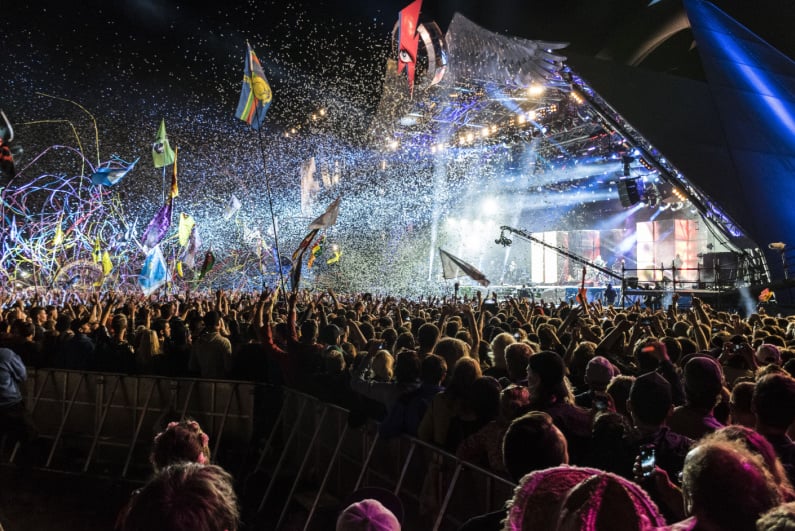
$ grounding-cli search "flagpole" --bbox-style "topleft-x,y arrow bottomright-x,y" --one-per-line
256,127 -> 288,298
161,166 -> 166,204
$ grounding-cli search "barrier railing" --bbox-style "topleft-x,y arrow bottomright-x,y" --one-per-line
8,369 -> 256,481
6,370 -> 516,529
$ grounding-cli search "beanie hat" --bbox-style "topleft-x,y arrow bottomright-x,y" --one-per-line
336,499 -> 400,531
557,471 -> 666,530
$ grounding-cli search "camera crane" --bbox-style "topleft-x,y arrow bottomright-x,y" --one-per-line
495,225 -> 622,282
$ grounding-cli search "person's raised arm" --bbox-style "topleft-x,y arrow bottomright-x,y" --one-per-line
596,318 -> 632,357
287,291 -> 299,342
461,304 -> 481,362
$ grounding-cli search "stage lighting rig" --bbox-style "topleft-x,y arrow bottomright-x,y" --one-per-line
495,230 -> 513,247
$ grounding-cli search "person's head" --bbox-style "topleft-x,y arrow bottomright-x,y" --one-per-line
300,319 -> 318,343
392,332 -> 415,355
606,374 -> 635,420
502,411 -> 568,482
470,376 -> 502,424
503,467 -> 602,531
433,337 -> 471,379
730,381 -> 756,428
420,354 -> 447,386
137,329 -> 162,358
324,349 -> 346,374
12,319 -> 35,340
505,342 -> 533,382
372,350 -> 394,381
152,318 -> 171,339
121,463 -> 238,531
150,419 -> 211,471
498,384 -> 531,424
757,502 -> 795,531
318,324 -> 342,346
417,323 -> 440,351
336,499 -> 400,531
446,357 -> 482,398
526,351 -> 570,406
584,356 -> 617,393
111,313 -> 128,336
681,439 -> 781,530
203,311 -> 221,332
683,356 -> 724,410
30,306 -> 46,325
490,332 -> 517,368
757,343 -> 782,366
702,425 -> 795,501
754,373 -> 795,432
627,371 -> 672,428
393,349 -> 421,384
556,471 -> 665,531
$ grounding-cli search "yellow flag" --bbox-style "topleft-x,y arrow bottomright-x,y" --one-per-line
176,261 -> 184,278
102,251 -> 113,275
53,226 -> 64,246
93,237 -> 101,263
178,213 -> 195,246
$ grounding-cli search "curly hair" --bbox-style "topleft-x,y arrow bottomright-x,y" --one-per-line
150,419 -> 211,471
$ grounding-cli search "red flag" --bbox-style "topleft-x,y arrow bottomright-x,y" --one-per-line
397,0 -> 422,96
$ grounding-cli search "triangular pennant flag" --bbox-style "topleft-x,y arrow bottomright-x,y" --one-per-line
199,249 -> 215,280
178,213 -> 195,247
292,228 -> 319,262
91,157 -> 139,187
139,245 -> 169,296
152,119 -> 176,168
169,147 -> 179,198
308,196 -> 341,230
235,42 -> 272,130
439,248 -> 490,287
223,194 -> 242,220
141,198 -> 173,251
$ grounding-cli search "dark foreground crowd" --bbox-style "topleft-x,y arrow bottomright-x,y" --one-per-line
3,287 -> 795,530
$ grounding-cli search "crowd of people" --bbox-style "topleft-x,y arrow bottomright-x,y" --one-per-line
3,286 -> 795,529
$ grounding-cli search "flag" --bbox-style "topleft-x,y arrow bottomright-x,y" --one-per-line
183,225 -> 201,269
439,248 -> 490,287
139,245 -> 169,296
178,213 -> 195,246
300,156 -> 319,215
235,42 -> 272,130
223,194 -> 242,220
0,110 -> 16,180
292,228 -> 319,262
101,251 -> 113,275
272,249 -> 292,277
307,235 -> 325,269
308,196 -> 341,230
291,248 -> 307,293
141,198 -> 173,251
91,157 -> 139,187
199,249 -> 215,280
92,237 -> 102,263
759,288 -> 775,302
326,249 -> 342,265
176,261 -> 184,278
53,225 -> 64,246
152,119 -> 176,168
170,147 -> 179,198
397,0 -> 423,96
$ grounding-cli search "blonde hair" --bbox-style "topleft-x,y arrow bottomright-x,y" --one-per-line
372,350 -> 394,381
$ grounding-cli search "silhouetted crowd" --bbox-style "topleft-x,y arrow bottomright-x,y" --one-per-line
3,287 -> 795,530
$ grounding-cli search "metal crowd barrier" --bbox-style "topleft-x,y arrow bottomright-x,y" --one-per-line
252,389 -> 516,531
7,369 -> 256,481
5,370 -> 516,529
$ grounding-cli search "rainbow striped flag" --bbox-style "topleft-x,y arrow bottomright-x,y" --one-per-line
235,42 -> 272,130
